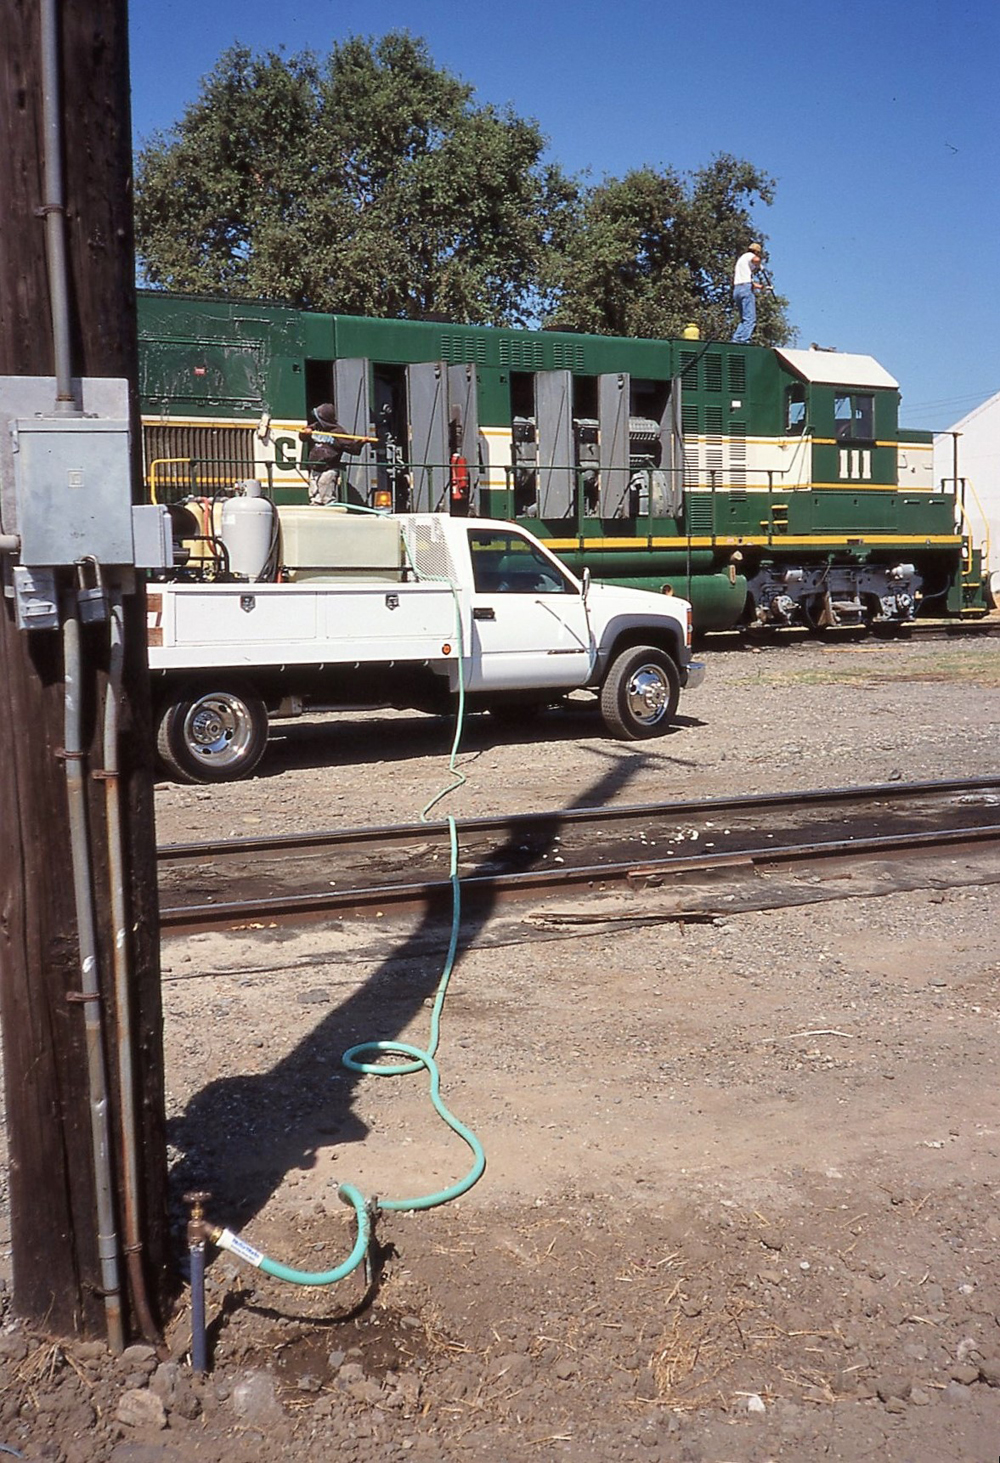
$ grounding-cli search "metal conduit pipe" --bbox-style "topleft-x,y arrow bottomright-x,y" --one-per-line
0,536 -> 21,555
39,0 -> 75,411
103,592 -> 164,1352
63,605 -> 125,1352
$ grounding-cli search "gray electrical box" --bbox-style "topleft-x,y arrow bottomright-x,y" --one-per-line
13,414 -> 134,566
0,376 -> 139,569
131,503 -> 173,569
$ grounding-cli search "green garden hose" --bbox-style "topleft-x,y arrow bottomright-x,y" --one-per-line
208,539 -> 483,1284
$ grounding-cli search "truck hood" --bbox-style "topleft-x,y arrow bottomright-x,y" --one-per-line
585,580 -> 690,623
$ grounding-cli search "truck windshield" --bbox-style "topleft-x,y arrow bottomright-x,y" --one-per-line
468,529 -> 576,595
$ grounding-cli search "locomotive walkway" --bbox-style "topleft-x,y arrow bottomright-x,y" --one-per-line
158,776 -> 1000,935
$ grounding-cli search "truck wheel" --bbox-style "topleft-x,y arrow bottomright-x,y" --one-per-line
156,685 -> 269,783
600,646 -> 680,740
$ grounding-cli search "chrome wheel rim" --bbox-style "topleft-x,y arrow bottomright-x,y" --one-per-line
625,665 -> 669,726
183,694 -> 255,768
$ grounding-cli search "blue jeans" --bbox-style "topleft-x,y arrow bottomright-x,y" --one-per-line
732,283 -> 756,343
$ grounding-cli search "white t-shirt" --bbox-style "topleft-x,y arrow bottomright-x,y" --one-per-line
733,251 -> 759,286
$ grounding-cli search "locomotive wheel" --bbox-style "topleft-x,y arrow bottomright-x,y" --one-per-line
600,646 -> 680,740
156,684 -> 269,784
802,593 -> 832,631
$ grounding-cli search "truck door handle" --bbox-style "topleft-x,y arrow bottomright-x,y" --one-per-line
473,606 -> 495,621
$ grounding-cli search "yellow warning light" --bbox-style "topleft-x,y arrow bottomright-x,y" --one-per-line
661,583 -> 674,595
373,489 -> 393,510
442,643 -> 452,655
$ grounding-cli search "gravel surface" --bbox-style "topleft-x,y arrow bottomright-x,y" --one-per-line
3,636 -> 1000,1462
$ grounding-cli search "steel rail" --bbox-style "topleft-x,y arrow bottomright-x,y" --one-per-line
159,820 -> 1000,934
157,775 -> 1000,864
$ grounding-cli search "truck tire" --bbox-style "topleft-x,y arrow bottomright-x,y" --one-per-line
156,684 -> 269,784
600,646 -> 680,740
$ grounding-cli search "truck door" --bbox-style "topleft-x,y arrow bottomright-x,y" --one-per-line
465,526 -> 594,690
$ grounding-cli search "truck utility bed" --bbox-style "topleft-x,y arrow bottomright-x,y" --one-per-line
148,579 -> 459,670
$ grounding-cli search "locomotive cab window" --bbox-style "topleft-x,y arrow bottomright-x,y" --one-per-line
785,384 -> 807,434
468,529 -> 575,595
834,393 -> 875,441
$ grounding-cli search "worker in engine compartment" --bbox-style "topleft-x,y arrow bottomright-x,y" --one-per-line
298,403 -> 370,504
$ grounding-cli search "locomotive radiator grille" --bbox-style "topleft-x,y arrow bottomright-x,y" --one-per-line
144,423 -> 256,503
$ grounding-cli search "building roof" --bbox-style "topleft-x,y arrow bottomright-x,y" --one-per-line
936,389 -> 1000,436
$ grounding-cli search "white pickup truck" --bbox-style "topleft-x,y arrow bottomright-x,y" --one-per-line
147,509 -> 705,782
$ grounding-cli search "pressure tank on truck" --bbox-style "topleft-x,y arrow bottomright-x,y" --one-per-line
218,487 -> 274,580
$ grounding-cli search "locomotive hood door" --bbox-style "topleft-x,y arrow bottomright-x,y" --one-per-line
536,369 -> 575,519
333,358 -> 375,504
407,361 -> 450,513
598,371 -> 631,518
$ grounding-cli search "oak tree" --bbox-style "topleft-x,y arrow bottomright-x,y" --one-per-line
134,34 -> 575,325
543,156 -> 791,346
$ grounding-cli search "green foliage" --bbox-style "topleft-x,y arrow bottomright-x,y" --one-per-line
135,35 -> 791,343
134,34 -> 573,325
543,155 -> 791,346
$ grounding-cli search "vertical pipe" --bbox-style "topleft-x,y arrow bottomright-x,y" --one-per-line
103,592 -> 163,1350
39,0 -> 75,411
63,606 -> 124,1353
189,1243 -> 207,1375
185,1192 -> 212,1374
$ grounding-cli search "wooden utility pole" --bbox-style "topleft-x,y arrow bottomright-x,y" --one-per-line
0,0 -> 169,1339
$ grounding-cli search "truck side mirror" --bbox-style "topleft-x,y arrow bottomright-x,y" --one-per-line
581,567 -> 591,601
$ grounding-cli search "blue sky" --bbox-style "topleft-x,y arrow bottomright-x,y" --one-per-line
128,0 -> 1000,431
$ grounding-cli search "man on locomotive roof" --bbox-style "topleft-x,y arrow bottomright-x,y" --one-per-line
731,242 -> 763,345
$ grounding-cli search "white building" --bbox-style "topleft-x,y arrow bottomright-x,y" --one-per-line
934,391 -> 1000,599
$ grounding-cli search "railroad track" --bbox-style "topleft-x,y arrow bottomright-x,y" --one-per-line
159,776 -> 1000,934
702,614 -> 1000,650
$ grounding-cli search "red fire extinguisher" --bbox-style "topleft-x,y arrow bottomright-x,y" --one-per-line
449,453 -> 470,503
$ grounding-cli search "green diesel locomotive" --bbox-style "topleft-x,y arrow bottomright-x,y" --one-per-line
138,292 -> 986,631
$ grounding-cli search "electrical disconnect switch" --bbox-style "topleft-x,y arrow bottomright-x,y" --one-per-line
0,377 -> 173,630
12,414 -> 134,567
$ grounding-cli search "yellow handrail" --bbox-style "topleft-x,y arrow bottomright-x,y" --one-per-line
964,477 -> 991,576
147,457 -> 194,505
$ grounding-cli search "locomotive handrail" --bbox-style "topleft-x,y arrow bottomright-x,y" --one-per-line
148,457 -> 193,504
964,478 -> 991,571
147,456 -> 275,505
941,476 -> 989,574
501,461 -> 682,529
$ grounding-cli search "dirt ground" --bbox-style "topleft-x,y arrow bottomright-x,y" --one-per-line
3,636 -> 1000,1462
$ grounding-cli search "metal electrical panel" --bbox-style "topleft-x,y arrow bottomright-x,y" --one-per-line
597,372 -> 631,518
12,416 -> 133,565
333,358 -> 375,503
1,376 -> 134,567
407,362 -> 449,512
536,370 -> 574,518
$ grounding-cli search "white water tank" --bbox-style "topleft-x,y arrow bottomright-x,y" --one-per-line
219,497 -> 274,580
